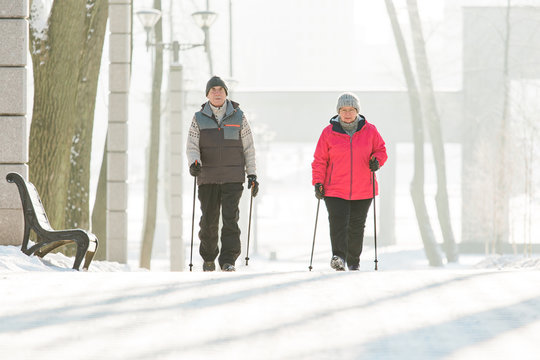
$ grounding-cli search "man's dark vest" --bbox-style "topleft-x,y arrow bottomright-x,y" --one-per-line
195,102 -> 245,185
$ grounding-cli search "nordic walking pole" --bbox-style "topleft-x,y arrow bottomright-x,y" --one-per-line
372,170 -> 378,271
189,162 -> 198,272
245,191 -> 254,266
309,199 -> 321,271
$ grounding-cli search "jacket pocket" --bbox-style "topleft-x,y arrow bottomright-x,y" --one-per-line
327,163 -> 334,185
223,124 -> 241,140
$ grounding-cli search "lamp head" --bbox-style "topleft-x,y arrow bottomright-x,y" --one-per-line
192,11 -> 218,29
136,8 -> 162,32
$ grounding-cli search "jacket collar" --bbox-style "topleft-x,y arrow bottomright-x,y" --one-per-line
201,100 -> 240,120
329,114 -> 366,134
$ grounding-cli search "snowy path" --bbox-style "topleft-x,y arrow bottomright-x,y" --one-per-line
2,265 -> 540,360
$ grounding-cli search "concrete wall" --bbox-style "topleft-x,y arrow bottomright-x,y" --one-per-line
0,1 -> 28,245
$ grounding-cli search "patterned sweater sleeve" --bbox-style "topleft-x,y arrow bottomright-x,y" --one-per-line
186,116 -> 201,166
241,114 -> 257,176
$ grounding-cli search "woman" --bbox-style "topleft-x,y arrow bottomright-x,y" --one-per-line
312,92 -> 387,271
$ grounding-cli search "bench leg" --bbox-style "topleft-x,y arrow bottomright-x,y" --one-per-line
72,241 -> 89,271
82,251 -> 96,271
21,223 -> 32,254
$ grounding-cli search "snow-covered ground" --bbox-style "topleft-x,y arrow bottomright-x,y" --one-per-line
1,244 -> 540,360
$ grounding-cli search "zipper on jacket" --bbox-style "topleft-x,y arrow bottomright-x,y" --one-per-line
349,137 -> 353,199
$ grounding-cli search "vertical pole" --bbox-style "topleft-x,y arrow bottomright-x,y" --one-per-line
169,51 -> 184,271
373,171 -> 378,271
308,199 -> 321,271
107,0 -> 132,263
229,0 -> 233,78
204,26 -> 213,75
189,176 -> 197,271
245,193 -> 253,265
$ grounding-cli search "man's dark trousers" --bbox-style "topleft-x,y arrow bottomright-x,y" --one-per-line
198,183 -> 244,267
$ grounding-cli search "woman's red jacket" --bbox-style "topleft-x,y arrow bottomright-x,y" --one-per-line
312,115 -> 387,200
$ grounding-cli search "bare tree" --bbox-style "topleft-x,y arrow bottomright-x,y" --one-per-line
407,0 -> 459,262
92,135 -> 107,260
491,1 -> 512,254
67,0 -> 108,231
385,0 -> 443,266
140,0 -> 164,269
29,1 -> 108,239
510,81 -> 540,257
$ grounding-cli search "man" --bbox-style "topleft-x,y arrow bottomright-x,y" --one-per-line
186,76 -> 259,272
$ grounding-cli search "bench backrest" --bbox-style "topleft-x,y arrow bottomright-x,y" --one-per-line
26,182 -> 53,232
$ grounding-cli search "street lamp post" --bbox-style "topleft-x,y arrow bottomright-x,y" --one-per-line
138,9 -> 217,69
136,8 -> 217,271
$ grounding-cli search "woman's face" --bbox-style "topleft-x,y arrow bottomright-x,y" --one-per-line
339,106 -> 358,123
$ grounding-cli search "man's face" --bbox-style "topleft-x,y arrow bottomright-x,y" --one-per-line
207,86 -> 227,107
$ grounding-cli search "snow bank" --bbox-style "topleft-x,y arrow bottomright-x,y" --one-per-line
475,254 -> 540,270
0,245 -> 144,273
2,243 -> 540,273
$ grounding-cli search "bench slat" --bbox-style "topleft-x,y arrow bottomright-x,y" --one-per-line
27,183 -> 53,231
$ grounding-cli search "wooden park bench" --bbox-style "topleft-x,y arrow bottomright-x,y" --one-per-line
6,172 -> 98,271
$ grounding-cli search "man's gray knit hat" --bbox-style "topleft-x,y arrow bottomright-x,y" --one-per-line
336,92 -> 361,113
206,76 -> 228,96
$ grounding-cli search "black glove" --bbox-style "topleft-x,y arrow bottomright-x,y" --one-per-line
369,157 -> 380,172
314,183 -> 324,200
247,175 -> 259,197
189,161 -> 201,177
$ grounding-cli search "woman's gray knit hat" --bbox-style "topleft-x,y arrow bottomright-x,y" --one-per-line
206,76 -> 228,96
336,92 -> 361,113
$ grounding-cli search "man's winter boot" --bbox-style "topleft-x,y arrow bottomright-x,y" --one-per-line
203,261 -> 216,272
348,264 -> 360,271
221,263 -> 236,272
330,255 -> 345,271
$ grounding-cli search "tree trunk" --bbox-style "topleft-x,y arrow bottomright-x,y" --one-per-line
67,0 -> 108,232
140,0 -> 164,269
92,136 -> 108,260
407,0 -> 459,262
29,2 -> 88,231
493,1 -> 512,254
385,0 -> 443,266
